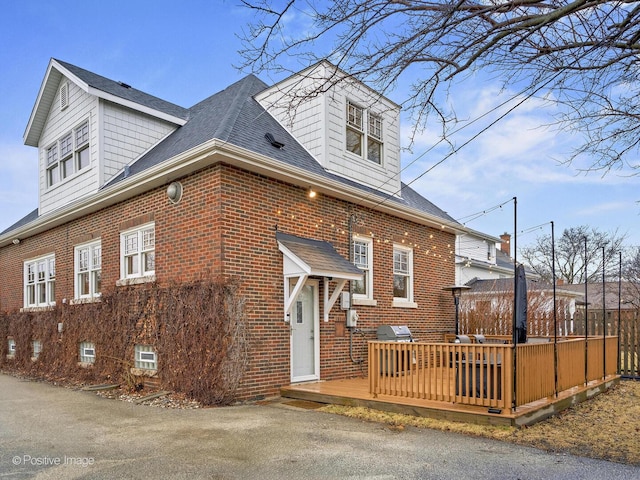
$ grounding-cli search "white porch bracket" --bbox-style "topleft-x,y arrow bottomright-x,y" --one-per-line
277,232 -> 363,323
284,273 -> 308,322
324,278 -> 347,322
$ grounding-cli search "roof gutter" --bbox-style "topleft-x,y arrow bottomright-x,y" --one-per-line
0,138 -> 470,247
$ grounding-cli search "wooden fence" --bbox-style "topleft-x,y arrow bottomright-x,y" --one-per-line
460,308 -> 639,377
369,336 -> 618,410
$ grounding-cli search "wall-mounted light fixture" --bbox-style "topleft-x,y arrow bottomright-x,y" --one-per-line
12,239 -> 20,245
167,181 -> 183,204
308,188 -> 317,199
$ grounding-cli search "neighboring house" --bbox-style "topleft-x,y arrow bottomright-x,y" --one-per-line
460,277 -> 582,336
0,58 -> 470,400
558,281 -> 639,315
456,230 -> 540,285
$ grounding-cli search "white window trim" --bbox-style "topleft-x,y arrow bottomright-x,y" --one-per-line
79,341 -> 96,364
345,100 -> 384,165
45,119 -> 90,189
392,244 -> 417,308
74,240 -> 102,301
120,223 -> 155,281
134,345 -> 157,371
32,340 -> 42,361
352,236 -> 377,306
23,254 -> 56,309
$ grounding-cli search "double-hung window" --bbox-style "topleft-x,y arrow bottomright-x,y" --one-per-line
24,254 -> 55,308
352,237 -> 373,301
346,101 -> 383,165
121,224 -> 155,280
75,241 -> 102,299
46,120 -> 90,187
393,245 -> 414,304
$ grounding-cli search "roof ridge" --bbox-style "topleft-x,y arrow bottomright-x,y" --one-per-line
209,75 -> 266,143
52,58 -> 189,120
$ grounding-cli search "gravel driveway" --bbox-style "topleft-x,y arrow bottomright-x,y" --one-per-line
0,374 -> 636,479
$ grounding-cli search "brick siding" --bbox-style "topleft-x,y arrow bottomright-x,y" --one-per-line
0,163 -> 456,400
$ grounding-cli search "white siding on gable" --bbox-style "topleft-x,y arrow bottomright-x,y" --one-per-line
457,263 -> 504,285
39,79 -> 99,215
325,85 -> 401,195
37,76 -> 178,216
457,234 -> 494,264
256,62 -> 402,196
102,103 -> 176,184
455,233 -> 503,284
256,74 -> 327,162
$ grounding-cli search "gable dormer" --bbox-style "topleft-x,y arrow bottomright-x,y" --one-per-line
24,59 -> 188,216
255,61 -> 401,196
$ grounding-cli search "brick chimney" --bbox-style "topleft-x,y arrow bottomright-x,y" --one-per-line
500,232 -> 511,256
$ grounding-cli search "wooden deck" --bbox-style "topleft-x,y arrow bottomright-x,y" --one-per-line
281,374 -> 620,427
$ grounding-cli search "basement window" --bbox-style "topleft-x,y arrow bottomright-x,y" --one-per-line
32,340 -> 42,361
135,345 -> 157,370
79,342 -> 96,364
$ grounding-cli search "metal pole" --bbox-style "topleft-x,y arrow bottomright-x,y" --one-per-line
512,196 -> 517,410
602,245 -> 606,379
552,221 -> 558,397
618,251 -> 622,375
584,236 -> 588,385
454,295 -> 460,336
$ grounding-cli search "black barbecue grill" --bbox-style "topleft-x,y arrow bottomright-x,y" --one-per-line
377,325 -> 414,375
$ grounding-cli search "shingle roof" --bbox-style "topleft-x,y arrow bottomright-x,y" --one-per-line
0,208 -> 39,236
464,277 -> 581,298
54,59 -> 189,121
276,232 -> 362,278
105,72 -> 457,224
7,61 -> 459,236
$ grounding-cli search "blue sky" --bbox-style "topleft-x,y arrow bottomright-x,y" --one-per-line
1,1 -> 638,255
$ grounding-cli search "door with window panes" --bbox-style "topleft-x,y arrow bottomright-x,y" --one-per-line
290,280 -> 320,382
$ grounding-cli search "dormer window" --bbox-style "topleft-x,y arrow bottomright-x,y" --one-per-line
346,101 -> 383,165
46,120 -> 90,187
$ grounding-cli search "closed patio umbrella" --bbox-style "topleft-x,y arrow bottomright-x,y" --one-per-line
515,264 -> 528,344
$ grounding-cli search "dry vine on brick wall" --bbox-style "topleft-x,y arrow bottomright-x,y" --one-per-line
0,276 -> 248,406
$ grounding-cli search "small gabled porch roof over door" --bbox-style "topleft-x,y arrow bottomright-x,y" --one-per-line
276,232 -> 363,322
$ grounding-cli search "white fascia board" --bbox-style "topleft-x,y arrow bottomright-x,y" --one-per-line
52,58 -> 186,126
0,138 -> 467,247
86,87 -> 187,126
214,142 -> 467,237
278,243 -> 312,277
457,228 -> 503,244
23,62 -> 62,146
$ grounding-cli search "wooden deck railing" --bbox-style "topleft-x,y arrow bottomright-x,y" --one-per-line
368,341 -> 513,410
369,336 -> 618,410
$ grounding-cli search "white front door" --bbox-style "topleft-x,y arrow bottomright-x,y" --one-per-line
291,279 -> 319,382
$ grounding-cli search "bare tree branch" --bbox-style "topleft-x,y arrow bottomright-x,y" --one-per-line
238,0 -> 640,172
